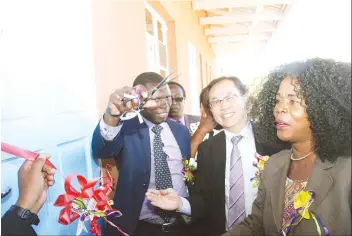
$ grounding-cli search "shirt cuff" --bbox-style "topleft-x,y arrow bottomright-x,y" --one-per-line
99,118 -> 123,141
178,197 -> 191,215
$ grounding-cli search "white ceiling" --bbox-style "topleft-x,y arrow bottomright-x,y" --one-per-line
191,0 -> 295,55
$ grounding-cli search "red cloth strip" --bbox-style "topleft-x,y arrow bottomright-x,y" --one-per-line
1,142 -> 57,169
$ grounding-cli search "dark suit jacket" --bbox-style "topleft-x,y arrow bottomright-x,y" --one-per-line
91,116 -> 191,235
189,131 -> 281,236
223,149 -> 351,236
1,210 -> 37,235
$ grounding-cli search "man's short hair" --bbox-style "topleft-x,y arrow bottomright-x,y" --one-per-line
133,72 -> 164,87
207,76 -> 248,98
168,81 -> 186,98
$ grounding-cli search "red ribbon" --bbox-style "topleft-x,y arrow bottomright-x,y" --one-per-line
90,217 -> 101,236
1,142 -> 124,235
54,171 -> 113,235
1,142 -> 57,169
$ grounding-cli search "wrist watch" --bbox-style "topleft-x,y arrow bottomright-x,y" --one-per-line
9,205 -> 40,225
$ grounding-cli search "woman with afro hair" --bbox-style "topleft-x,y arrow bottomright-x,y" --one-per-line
224,58 -> 351,236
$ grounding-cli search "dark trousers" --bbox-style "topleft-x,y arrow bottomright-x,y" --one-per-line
133,220 -> 190,236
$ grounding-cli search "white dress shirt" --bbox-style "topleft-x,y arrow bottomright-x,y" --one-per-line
99,118 -> 191,219
180,122 -> 258,224
223,122 -> 258,227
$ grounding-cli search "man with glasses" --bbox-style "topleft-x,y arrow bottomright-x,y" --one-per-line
91,72 -> 192,236
167,82 -> 200,135
145,76 -> 281,236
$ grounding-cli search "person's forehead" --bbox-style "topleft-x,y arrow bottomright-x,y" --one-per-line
277,77 -> 300,94
209,81 -> 239,99
150,85 -> 170,98
169,84 -> 183,94
145,82 -> 160,89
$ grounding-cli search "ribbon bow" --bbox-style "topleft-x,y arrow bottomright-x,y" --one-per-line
54,167 -> 128,236
0,142 -> 127,235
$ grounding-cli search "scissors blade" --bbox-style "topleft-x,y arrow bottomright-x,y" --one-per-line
140,72 -> 182,108
149,68 -> 177,95
167,73 -> 182,83
123,69 -> 178,105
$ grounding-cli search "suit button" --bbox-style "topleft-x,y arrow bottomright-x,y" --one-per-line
143,183 -> 147,187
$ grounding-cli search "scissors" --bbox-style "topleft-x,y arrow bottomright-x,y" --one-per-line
122,68 -> 181,106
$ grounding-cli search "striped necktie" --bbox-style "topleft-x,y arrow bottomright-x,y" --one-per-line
227,135 -> 245,230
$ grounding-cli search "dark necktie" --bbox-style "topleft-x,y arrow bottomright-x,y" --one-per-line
152,125 -> 173,222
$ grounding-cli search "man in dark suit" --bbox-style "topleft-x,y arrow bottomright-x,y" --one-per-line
1,154 -> 56,236
146,76 -> 281,236
91,72 -> 191,236
167,82 -> 200,135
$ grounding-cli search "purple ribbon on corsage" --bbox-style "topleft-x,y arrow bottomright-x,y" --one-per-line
281,190 -> 330,236
250,153 -> 270,188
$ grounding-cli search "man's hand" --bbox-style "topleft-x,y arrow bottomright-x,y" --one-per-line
16,154 -> 56,214
145,188 -> 181,211
104,85 -> 148,126
198,108 -> 217,134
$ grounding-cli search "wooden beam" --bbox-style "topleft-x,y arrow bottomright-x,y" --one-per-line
211,42 -> 266,53
205,26 -> 276,36
192,0 -> 294,11
200,13 -> 284,25
207,9 -> 231,16
209,35 -> 269,43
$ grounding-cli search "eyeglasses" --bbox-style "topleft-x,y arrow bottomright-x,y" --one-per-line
171,97 -> 185,103
209,93 -> 239,109
149,96 -> 172,105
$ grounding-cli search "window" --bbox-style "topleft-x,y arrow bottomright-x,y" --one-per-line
144,2 -> 168,75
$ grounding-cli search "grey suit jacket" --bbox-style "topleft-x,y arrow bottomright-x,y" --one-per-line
223,149 -> 351,236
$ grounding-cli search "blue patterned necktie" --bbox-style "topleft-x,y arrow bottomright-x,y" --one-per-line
228,135 -> 245,229
152,125 -> 173,222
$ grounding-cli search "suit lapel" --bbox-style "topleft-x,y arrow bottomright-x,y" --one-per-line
212,132 -> 227,213
269,152 -> 291,231
251,121 -> 265,155
166,120 -> 187,160
254,139 -> 264,155
305,158 -> 334,212
137,121 -> 151,169
184,115 -> 190,131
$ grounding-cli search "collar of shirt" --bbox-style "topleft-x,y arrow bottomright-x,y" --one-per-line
223,121 -> 253,143
142,116 -> 169,130
223,120 -> 257,224
167,116 -> 185,126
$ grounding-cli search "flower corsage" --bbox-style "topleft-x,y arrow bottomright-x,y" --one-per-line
182,158 -> 197,185
282,190 -> 330,236
250,153 -> 270,188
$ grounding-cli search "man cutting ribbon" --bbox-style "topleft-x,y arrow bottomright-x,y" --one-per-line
91,72 -> 192,236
